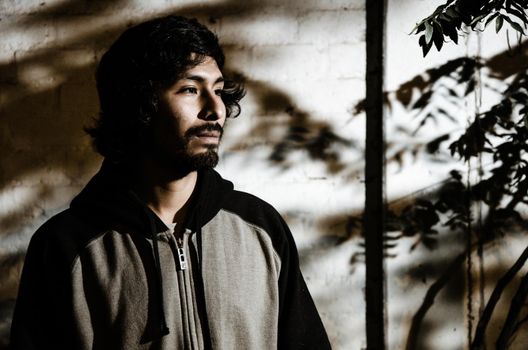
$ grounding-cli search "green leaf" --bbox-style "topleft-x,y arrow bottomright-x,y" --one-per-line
484,12 -> 500,27
433,21 -> 444,51
470,14 -> 487,26
425,22 -> 434,43
438,13 -> 451,22
496,15 -> 504,33
510,20 -> 525,34
446,6 -> 459,19
418,34 -> 433,57
410,20 -> 427,34
503,15 -> 525,34
432,4 -> 447,17
441,19 -> 459,43
505,7 -> 528,25
423,38 -> 433,56
450,28 -> 458,44
511,0 -> 527,15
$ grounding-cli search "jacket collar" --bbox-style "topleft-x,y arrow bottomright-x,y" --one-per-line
70,160 -> 234,236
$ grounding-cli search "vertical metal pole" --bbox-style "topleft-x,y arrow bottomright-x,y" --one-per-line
365,0 -> 386,349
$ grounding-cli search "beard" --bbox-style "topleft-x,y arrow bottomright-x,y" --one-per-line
151,123 -> 223,177
177,144 -> 219,170
180,123 -> 222,169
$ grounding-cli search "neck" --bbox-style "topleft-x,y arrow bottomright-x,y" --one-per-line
134,157 -> 198,225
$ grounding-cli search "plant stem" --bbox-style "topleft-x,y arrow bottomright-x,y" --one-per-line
471,245 -> 528,349
495,270 -> 528,349
405,251 -> 467,350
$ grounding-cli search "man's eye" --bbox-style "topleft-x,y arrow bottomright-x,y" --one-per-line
180,87 -> 197,94
215,89 -> 224,96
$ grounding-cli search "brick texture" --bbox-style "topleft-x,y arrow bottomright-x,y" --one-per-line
4,1 -> 522,349
0,1 -> 367,349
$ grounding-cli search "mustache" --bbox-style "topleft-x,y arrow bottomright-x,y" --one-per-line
184,123 -> 224,138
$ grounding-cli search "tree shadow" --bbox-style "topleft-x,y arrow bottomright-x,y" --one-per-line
223,74 -> 359,174
368,40 -> 528,348
4,1 -> 527,349
0,0 -> 365,348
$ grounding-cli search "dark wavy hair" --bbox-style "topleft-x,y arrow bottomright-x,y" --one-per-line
86,15 -> 245,162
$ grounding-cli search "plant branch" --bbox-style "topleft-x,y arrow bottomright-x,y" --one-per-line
496,270 -> 528,348
510,313 -> 528,338
470,245 -> 528,349
405,250 -> 467,350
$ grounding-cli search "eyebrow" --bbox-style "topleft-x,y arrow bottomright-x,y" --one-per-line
182,75 -> 224,84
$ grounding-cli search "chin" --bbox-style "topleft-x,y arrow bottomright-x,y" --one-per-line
185,149 -> 219,170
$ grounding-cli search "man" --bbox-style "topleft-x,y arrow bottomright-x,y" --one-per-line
10,15 -> 331,350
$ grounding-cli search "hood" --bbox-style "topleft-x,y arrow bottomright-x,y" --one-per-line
70,160 -> 234,235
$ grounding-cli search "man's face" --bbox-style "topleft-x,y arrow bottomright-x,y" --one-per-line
149,56 -> 226,173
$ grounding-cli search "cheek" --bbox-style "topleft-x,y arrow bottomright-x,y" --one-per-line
167,103 -> 197,131
159,107 -> 188,137
150,114 -> 185,150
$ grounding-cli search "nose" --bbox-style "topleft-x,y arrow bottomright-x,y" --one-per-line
200,90 -> 226,122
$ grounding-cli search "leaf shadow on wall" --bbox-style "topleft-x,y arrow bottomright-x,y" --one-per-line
224,74 -> 360,174
0,0 -> 363,347
346,40 -> 528,349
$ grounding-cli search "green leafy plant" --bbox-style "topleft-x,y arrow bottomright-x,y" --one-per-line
411,0 -> 528,56
400,1 -> 528,348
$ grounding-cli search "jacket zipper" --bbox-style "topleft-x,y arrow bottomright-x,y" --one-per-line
177,230 -> 197,348
176,237 -> 188,270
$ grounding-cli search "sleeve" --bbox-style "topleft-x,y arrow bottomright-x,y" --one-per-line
276,216 -> 332,350
10,227 -> 75,350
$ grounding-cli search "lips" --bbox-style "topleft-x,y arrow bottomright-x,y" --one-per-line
186,124 -> 223,145
193,131 -> 221,145
196,131 -> 220,138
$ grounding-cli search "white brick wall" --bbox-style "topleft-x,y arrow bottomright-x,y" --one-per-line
2,0 -> 524,349
0,2 -> 366,348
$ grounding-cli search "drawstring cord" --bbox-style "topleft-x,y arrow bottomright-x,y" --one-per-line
146,208 -> 170,337
130,189 -> 170,338
194,205 -> 212,349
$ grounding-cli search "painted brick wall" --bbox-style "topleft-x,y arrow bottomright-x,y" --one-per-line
3,1 -> 526,349
0,1 -> 366,348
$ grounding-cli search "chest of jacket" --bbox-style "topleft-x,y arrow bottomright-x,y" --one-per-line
70,209 -> 281,350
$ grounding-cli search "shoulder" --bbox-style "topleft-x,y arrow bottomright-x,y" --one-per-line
224,190 -> 285,224
34,209 -> 83,235
221,190 -> 292,250
32,208 -> 94,242
226,190 -> 278,212
28,208 -> 104,269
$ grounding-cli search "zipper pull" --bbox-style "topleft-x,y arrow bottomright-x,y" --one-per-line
176,238 -> 188,270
